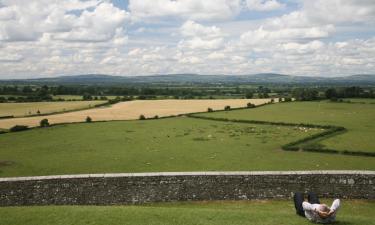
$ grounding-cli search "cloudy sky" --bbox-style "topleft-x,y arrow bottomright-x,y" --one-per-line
0,0 -> 375,78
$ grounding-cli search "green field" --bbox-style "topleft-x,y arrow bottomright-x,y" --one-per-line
0,200 -> 374,225
195,101 -> 375,153
0,101 -> 107,117
53,95 -> 121,101
346,98 -> 375,104
1,116 -> 374,177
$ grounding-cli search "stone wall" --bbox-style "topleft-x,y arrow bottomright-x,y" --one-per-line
0,171 -> 374,206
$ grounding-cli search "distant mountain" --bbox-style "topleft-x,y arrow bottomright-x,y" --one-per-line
1,73 -> 375,85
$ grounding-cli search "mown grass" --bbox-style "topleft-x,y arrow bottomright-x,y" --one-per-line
0,117 -> 374,177
0,101 -> 107,117
0,200 -> 374,225
195,101 -> 375,153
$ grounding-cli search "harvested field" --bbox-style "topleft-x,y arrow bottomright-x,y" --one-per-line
0,99 -> 271,129
0,101 -> 106,118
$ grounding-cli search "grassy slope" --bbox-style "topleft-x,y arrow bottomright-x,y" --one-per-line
1,117 -> 374,177
0,200 -> 374,225
195,101 -> 375,152
0,101 -> 107,117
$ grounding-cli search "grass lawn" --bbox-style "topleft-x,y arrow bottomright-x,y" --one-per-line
0,101 -> 107,117
0,117 -> 374,177
195,101 -> 375,152
0,200 -> 374,225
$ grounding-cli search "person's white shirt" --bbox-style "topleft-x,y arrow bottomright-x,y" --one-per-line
302,199 -> 340,224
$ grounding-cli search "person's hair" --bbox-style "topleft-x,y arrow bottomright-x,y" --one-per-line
319,204 -> 330,212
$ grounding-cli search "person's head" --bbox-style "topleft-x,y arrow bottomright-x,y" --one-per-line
319,204 -> 330,213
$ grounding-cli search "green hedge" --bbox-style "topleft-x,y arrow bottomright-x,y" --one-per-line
188,114 -> 374,157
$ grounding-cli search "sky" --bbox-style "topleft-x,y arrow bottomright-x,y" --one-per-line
0,0 -> 375,78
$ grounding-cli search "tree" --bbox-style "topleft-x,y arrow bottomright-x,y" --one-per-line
247,103 -> 255,108
83,93 -> 93,100
40,119 -> 49,127
245,92 -> 253,99
224,105 -> 231,111
207,107 -> 213,112
86,116 -> 92,123
325,88 -> 337,99
139,115 -> 146,120
10,125 -> 29,132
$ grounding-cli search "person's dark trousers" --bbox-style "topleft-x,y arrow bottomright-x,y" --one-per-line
293,192 -> 305,217
308,192 -> 320,204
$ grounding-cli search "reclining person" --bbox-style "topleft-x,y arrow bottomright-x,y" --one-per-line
294,192 -> 340,224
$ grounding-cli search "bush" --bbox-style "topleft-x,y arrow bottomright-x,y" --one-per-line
139,115 -> 146,120
207,107 -> 213,112
10,125 -> 29,132
153,115 -> 159,119
284,97 -> 292,102
224,105 -> 231,111
247,103 -> 256,108
40,119 -> 50,127
86,116 -> 92,123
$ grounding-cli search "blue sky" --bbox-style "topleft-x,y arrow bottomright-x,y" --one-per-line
0,0 -> 374,78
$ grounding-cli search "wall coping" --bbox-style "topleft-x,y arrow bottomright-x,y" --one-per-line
1,170 -> 374,182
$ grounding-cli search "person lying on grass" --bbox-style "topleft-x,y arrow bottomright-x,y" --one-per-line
294,192 -> 340,224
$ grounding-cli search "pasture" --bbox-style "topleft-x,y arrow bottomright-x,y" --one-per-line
0,101 -> 106,118
52,95 -> 121,100
0,200 -> 374,225
194,101 -> 375,153
0,117 -> 374,177
0,99 -> 270,129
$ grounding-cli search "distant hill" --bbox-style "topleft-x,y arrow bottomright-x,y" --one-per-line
1,73 -> 375,85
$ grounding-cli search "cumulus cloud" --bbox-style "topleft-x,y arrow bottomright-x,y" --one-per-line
0,0 -> 129,42
179,21 -> 225,50
180,20 -> 222,38
129,0 -> 242,21
246,0 -> 285,11
301,0 -> 375,24
0,0 -> 375,78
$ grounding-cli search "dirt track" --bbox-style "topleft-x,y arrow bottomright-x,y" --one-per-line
0,99 -> 272,129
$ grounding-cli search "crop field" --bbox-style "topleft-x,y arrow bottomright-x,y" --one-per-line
0,200 -> 374,225
1,116 -> 375,177
0,101 -> 107,118
194,101 -> 375,153
0,99 -> 271,129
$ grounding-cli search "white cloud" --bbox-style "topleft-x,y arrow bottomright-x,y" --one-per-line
0,0 -> 130,42
1,0 -> 375,78
240,25 -> 335,47
207,51 -> 226,60
301,0 -> 375,24
179,21 -> 225,50
246,0 -> 285,11
129,0 -> 242,21
180,20 -> 222,38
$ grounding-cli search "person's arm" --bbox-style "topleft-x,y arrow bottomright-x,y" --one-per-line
316,210 -> 330,219
302,202 -> 314,211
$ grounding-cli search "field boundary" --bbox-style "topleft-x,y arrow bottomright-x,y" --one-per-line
1,171 -> 374,206
187,107 -> 375,157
